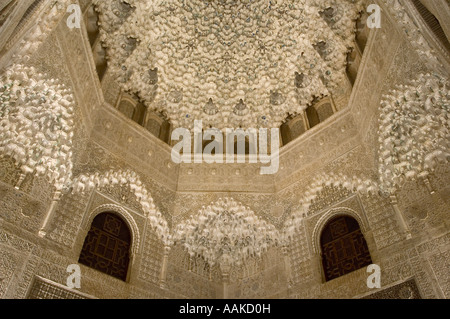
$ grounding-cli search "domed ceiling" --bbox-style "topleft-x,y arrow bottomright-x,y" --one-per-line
94,0 -> 364,129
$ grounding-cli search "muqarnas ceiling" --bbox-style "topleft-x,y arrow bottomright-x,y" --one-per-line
94,0 -> 364,129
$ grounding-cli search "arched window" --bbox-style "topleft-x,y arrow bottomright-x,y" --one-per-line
280,121 -> 292,146
320,215 -> 372,282
118,99 -> 135,119
145,118 -> 161,138
315,101 -> 335,123
144,111 -> 171,143
290,117 -> 307,138
306,105 -> 320,129
79,212 -> 131,282
280,115 -> 307,146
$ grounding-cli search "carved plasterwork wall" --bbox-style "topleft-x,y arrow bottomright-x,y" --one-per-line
0,0 -> 449,300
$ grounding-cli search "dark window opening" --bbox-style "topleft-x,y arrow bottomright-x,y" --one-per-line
306,105 -> 320,129
321,215 -> 372,282
79,212 -> 131,282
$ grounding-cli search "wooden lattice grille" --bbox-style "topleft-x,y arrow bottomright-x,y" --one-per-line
79,212 -> 131,281
321,216 -> 372,282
